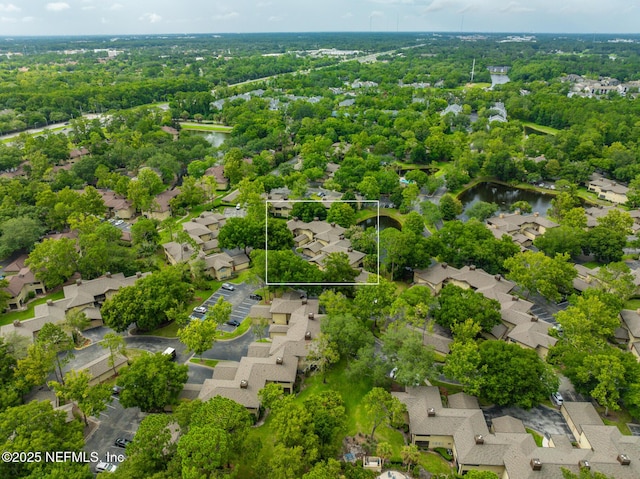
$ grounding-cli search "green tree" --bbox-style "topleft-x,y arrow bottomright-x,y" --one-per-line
178,318 -> 217,361
117,352 -> 188,412
510,201 -> 532,213
14,343 -> 55,392
381,323 -> 435,387
376,442 -> 393,469
401,444 -> 419,472
206,296 -> 233,326
466,201 -> 499,221
561,468 -> 617,479
583,226 -> 626,263
25,238 -> 79,288
362,387 -> 406,439
0,401 -> 86,478
403,211 -> 426,236
123,413 -> 176,475
99,332 -> 128,376
218,216 -> 263,254
322,252 -> 359,284
504,251 -> 576,302
439,194 -> 463,220
358,175 -> 380,200
576,354 -> 624,416
178,425 -> 230,477
593,261 -> 637,305
534,225 -> 584,258
302,459 -> 342,479
476,340 -> 558,408
291,201 -> 327,222
555,295 -> 620,350
354,275 -> 397,327
0,216 -> 45,259
36,323 -> 74,385
0,279 -> 10,313
326,202 -> 356,228
62,308 -> 90,347
306,333 -> 340,384
48,369 -> 112,425
304,391 -> 347,458
433,284 -> 502,332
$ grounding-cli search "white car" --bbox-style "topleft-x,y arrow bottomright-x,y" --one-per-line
193,306 -> 207,314
389,367 -> 398,379
96,461 -> 118,473
551,392 -> 564,406
114,219 -> 124,226
221,283 -> 235,291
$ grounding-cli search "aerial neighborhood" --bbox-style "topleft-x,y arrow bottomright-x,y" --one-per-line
3,31 -> 640,479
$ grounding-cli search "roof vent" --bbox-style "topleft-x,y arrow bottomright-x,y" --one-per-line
191,218 -> 197,222
183,244 -> 189,251
636,308 -> 640,315
76,279 -> 82,285
618,454 -> 631,466
302,298 -> 307,305
494,274 -> 501,281
106,272 -> 111,278
579,460 -> 590,470
474,435 -> 484,445
136,271 -> 142,278
534,212 -> 539,217
200,213 -> 205,218
308,313 -> 314,320
347,247 -> 353,252
499,213 -> 505,219
441,262 -> 448,269
469,265 -> 476,270
530,314 -> 538,322
240,379 -> 248,389
276,357 -> 283,365
305,331 -> 312,340
427,407 -> 436,417
313,217 -> 319,221
512,295 -> 519,301
46,299 -> 54,306
13,320 -> 20,327
530,458 -> 542,471
331,223 -> 336,227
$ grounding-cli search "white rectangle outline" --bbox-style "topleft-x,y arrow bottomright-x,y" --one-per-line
264,199 -> 380,285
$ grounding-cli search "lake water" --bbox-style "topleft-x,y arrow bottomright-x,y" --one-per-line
490,74 -> 510,89
458,182 -> 554,221
358,215 -> 402,231
189,130 -> 229,147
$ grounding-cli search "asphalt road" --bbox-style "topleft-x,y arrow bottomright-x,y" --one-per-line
189,281 -> 261,333
482,404 -> 573,439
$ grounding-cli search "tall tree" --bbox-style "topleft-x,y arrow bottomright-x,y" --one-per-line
48,369 -> 113,425
504,251 -> 576,302
117,353 -> 188,412
36,323 -> 74,385
25,238 -> 79,289
99,332 -> 128,376
178,318 -> 217,361
306,333 -> 340,384
362,387 -> 406,439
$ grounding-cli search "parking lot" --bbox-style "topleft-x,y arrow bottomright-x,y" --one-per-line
189,282 -> 260,333
482,404 -> 573,440
83,392 -> 143,474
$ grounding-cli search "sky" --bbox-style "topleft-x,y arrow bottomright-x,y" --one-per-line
0,0 -> 638,36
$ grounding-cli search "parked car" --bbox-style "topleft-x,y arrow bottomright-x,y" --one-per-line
96,461 -> 118,473
226,319 -> 241,327
551,391 -> 564,406
114,438 -> 132,448
249,294 -> 262,300
236,203 -> 241,210
389,367 -> 398,379
114,219 -> 124,226
112,385 -> 122,396
193,306 -> 207,314
221,283 -> 235,291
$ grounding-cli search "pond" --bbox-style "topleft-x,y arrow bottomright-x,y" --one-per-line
191,130 -> 229,147
490,73 -> 510,89
458,182 -> 554,221
358,214 -> 402,231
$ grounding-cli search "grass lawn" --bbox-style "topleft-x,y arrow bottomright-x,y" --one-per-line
139,321 -> 181,338
179,122 -> 233,132
418,451 -> 453,476
189,358 -> 219,368
216,317 -> 252,340
526,427 -> 544,447
624,298 -> 640,310
581,261 -> 602,269
430,378 -> 465,396
522,121 -> 560,136
600,407 -> 633,435
0,290 -> 66,326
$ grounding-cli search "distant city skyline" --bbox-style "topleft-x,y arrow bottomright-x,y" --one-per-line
0,1 -> 638,37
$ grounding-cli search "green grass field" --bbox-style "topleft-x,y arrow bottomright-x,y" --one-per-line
179,122 -> 233,132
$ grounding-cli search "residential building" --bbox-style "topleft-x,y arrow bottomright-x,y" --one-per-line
144,188 -> 180,221
0,272 -> 149,342
204,165 -> 229,190
396,386 -> 640,478
2,255 -> 46,311
587,173 -> 629,204
98,189 -> 135,219
200,251 -> 250,280
486,212 -> 557,249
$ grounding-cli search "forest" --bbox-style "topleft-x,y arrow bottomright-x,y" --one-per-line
2,31 -> 640,479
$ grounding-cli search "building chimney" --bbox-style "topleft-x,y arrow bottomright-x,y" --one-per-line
305,331 -> 312,340
530,458 -> 542,471
106,272 -> 111,278
618,454 -> 631,466
240,380 -> 248,389
276,357 -> 283,365
441,262 -> 448,269
636,308 -> 640,316
313,217 -> 319,221
494,274 -> 502,281
427,407 -> 436,417
512,295 -> 519,301
499,213 -> 504,219
136,271 -> 142,278
200,213 -> 205,218
469,265 -> 476,270
46,299 -> 54,306
579,460 -> 590,470
308,313 -> 314,320
530,314 -> 538,322
474,435 -> 484,445
534,212 -> 539,217
183,244 -> 189,251
302,298 -> 307,305
347,247 -> 353,252
191,218 -> 197,222
76,279 -> 82,285
12,320 -> 20,327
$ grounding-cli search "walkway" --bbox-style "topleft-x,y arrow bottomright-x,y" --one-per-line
377,472 -> 409,479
